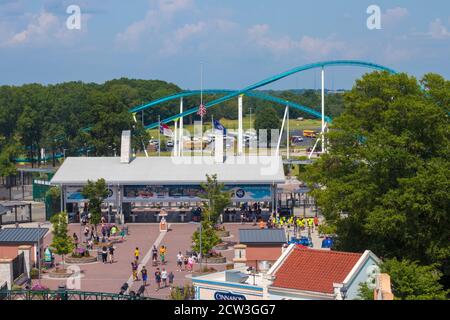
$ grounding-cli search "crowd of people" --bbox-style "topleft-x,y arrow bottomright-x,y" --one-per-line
130,245 -> 197,292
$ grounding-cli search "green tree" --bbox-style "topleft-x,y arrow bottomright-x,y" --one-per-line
0,138 -> 19,200
357,282 -> 375,300
191,221 -> 221,257
381,259 -> 448,300
50,212 -> 74,269
82,179 -> 109,229
254,106 -> 281,143
199,174 -> 232,223
302,71 -> 450,283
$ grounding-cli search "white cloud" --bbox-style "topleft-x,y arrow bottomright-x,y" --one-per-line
175,21 -> 206,42
116,0 -> 194,49
0,10 -> 88,48
247,24 -> 345,58
428,18 -> 450,39
7,11 -> 58,46
383,7 -> 409,26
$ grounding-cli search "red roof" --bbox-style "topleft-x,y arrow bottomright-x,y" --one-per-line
271,246 -> 363,294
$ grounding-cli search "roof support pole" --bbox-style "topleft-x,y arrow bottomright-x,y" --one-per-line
287,106 -> 290,160
321,67 -> 326,153
173,119 -> 178,157
179,97 -> 183,156
276,106 -> 289,157
238,95 -> 244,156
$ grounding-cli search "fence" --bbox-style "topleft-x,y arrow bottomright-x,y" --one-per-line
0,282 -> 7,300
1,290 -> 158,301
12,252 -> 25,281
0,204 -> 32,225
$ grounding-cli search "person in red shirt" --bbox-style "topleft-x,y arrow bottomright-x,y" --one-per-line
314,216 -> 319,227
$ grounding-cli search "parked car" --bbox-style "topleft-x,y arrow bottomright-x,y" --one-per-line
166,140 -> 174,147
291,136 -> 304,145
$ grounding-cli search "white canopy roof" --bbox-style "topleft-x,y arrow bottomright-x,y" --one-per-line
51,156 -> 285,186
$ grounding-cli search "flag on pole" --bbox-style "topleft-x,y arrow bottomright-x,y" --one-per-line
159,123 -> 173,137
197,104 -> 207,118
213,119 -> 227,135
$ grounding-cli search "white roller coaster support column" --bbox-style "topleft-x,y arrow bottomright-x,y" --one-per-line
173,120 -> 178,157
238,95 -> 244,155
276,106 -> 289,157
287,106 -> 290,160
179,97 -> 183,156
321,67 -> 326,153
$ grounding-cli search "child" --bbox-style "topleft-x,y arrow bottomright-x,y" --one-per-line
168,271 -> 174,289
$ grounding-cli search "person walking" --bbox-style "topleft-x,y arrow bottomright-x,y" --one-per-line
141,266 -> 148,286
108,246 -> 115,264
152,245 -> 158,266
134,247 -> 140,262
159,245 -> 166,265
73,233 -> 79,248
161,268 -> 168,288
176,251 -> 183,272
188,255 -> 194,272
101,246 -> 108,264
84,226 -> 89,240
183,256 -> 188,271
131,261 -> 139,281
168,271 -> 174,289
154,268 -> 161,291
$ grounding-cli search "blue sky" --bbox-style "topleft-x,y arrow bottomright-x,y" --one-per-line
0,0 -> 449,90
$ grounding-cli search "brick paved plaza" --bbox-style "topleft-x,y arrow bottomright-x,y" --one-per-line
33,222 -> 265,299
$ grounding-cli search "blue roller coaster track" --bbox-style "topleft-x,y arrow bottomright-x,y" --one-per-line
143,60 -> 397,129
130,89 -> 332,124
14,60 -> 397,162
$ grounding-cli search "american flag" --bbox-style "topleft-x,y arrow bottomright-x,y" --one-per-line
197,104 -> 207,117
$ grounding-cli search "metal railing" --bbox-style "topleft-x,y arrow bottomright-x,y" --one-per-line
1,289 -> 159,301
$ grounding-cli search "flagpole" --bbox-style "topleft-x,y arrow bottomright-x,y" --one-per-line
158,115 -> 161,157
200,62 -> 204,157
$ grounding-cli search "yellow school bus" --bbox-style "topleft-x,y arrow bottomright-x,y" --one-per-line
303,130 -> 316,138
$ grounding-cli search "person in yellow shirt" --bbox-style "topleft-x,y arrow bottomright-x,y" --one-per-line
160,245 -> 167,264
134,247 -> 140,262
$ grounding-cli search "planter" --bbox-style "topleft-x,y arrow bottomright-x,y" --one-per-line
48,269 -> 75,278
90,242 -> 113,249
216,230 -> 230,238
214,243 -> 229,250
204,256 -> 227,264
65,255 -> 97,264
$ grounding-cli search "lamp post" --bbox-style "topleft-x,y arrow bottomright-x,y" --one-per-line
189,221 -> 202,272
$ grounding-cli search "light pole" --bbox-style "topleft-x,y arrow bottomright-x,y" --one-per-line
189,221 -> 202,271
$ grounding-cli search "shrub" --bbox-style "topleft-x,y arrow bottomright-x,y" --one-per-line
30,268 -> 40,279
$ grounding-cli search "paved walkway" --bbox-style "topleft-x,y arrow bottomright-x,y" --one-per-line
29,219 -> 325,299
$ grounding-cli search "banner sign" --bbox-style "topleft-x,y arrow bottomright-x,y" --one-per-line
214,291 -> 247,301
66,186 -> 115,203
66,184 -> 272,203
122,184 -> 272,203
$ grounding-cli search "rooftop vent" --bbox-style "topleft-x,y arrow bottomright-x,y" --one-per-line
120,130 -> 132,164
225,270 -> 249,284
